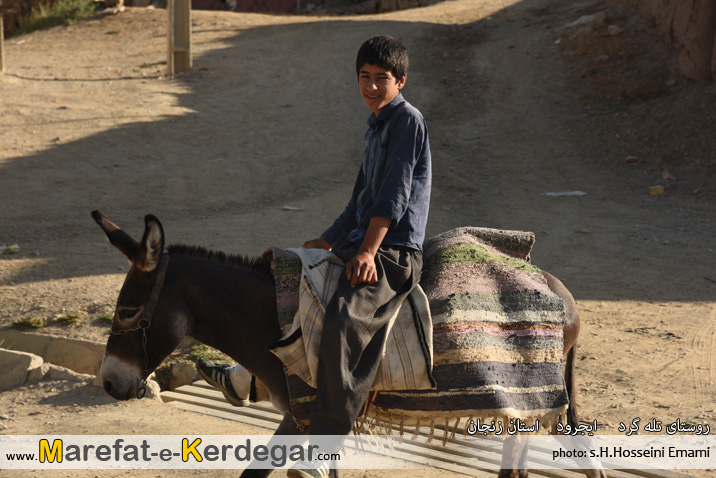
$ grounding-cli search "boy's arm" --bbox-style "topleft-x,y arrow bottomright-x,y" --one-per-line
346,216 -> 391,287
303,237 -> 332,250
303,167 -> 366,251
367,113 -> 428,225
319,165 -> 366,247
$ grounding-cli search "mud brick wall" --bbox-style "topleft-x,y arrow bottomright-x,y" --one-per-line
233,0 -> 296,14
629,0 -> 716,81
375,0 -> 420,12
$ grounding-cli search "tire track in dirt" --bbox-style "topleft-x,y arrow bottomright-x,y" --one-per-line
690,305 -> 716,404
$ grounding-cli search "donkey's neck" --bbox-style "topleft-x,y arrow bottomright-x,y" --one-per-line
167,252 -> 283,375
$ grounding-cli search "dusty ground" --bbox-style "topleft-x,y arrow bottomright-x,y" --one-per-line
1,0 -> 715,476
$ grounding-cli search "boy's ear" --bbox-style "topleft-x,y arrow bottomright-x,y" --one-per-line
397,74 -> 407,89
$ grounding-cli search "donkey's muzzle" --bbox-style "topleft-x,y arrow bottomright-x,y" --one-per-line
102,377 -> 134,401
99,354 -> 141,400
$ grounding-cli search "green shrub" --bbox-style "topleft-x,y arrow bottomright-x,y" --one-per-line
11,316 -> 46,330
53,313 -> 82,325
95,313 -> 114,325
14,0 -> 96,36
187,344 -> 232,364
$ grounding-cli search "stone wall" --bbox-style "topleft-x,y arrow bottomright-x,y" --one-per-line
1,0 -> 50,35
629,0 -> 716,81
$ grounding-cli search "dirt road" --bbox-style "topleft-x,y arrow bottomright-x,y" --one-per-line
1,0 -> 715,476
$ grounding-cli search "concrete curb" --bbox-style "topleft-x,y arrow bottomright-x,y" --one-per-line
0,349 -> 46,391
0,329 -> 163,401
0,329 -> 105,375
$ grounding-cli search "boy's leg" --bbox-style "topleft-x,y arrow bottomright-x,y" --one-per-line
195,359 -> 251,407
308,241 -> 422,437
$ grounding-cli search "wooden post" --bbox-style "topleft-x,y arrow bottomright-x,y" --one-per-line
167,0 -> 191,76
1,0 -> 5,75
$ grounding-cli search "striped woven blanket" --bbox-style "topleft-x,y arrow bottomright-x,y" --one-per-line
374,227 -> 568,424
267,227 -> 568,428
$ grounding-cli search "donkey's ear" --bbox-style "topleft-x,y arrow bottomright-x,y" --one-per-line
92,210 -> 140,263
136,214 -> 165,272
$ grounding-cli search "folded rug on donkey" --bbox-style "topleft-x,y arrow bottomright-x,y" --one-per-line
264,227 -> 568,432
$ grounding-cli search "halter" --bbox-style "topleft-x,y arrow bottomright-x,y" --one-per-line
109,253 -> 170,399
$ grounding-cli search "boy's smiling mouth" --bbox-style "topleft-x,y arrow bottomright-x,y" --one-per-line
358,63 -> 406,117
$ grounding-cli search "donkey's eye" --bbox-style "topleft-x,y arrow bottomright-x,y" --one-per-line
117,307 -> 140,321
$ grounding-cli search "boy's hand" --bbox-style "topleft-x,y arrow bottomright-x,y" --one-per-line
346,216 -> 391,287
302,237 -> 332,250
346,251 -> 378,287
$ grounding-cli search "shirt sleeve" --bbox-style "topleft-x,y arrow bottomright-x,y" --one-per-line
367,112 -> 427,222
321,164 -> 365,245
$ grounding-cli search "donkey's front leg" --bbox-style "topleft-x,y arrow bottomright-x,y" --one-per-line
239,414 -> 306,478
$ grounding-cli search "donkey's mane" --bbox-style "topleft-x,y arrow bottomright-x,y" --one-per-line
167,244 -> 272,276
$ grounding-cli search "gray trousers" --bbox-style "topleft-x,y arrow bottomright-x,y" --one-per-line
308,237 -> 423,438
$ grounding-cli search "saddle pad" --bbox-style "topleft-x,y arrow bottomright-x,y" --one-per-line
373,227 -> 568,422
267,247 -> 435,393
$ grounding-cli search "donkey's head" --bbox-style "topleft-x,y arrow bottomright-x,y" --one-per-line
93,211 -> 186,400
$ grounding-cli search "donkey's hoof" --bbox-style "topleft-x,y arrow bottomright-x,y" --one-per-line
498,470 -> 528,478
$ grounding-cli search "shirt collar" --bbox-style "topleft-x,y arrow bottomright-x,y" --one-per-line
367,93 -> 405,129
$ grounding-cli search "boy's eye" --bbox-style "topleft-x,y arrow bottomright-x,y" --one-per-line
360,76 -> 391,83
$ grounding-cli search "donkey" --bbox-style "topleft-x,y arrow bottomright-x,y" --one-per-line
93,211 -> 601,478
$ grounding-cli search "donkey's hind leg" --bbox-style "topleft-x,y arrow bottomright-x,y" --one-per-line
542,271 -> 580,428
498,434 -> 529,478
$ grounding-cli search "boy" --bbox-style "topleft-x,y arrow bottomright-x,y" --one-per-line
198,35 -> 431,477
301,33 -> 431,437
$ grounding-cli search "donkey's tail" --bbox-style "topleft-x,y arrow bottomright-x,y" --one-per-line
564,342 -> 579,428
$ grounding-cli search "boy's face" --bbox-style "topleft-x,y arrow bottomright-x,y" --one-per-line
358,63 -> 407,117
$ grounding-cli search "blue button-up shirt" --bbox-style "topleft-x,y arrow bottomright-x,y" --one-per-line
323,94 -> 431,251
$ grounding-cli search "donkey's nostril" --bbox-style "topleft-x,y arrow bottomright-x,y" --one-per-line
103,379 -> 113,394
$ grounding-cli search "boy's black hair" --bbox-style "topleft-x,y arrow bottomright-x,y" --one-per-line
356,35 -> 409,81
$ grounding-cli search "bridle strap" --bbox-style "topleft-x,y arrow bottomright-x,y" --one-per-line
109,253 -> 170,399
143,254 -> 170,328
